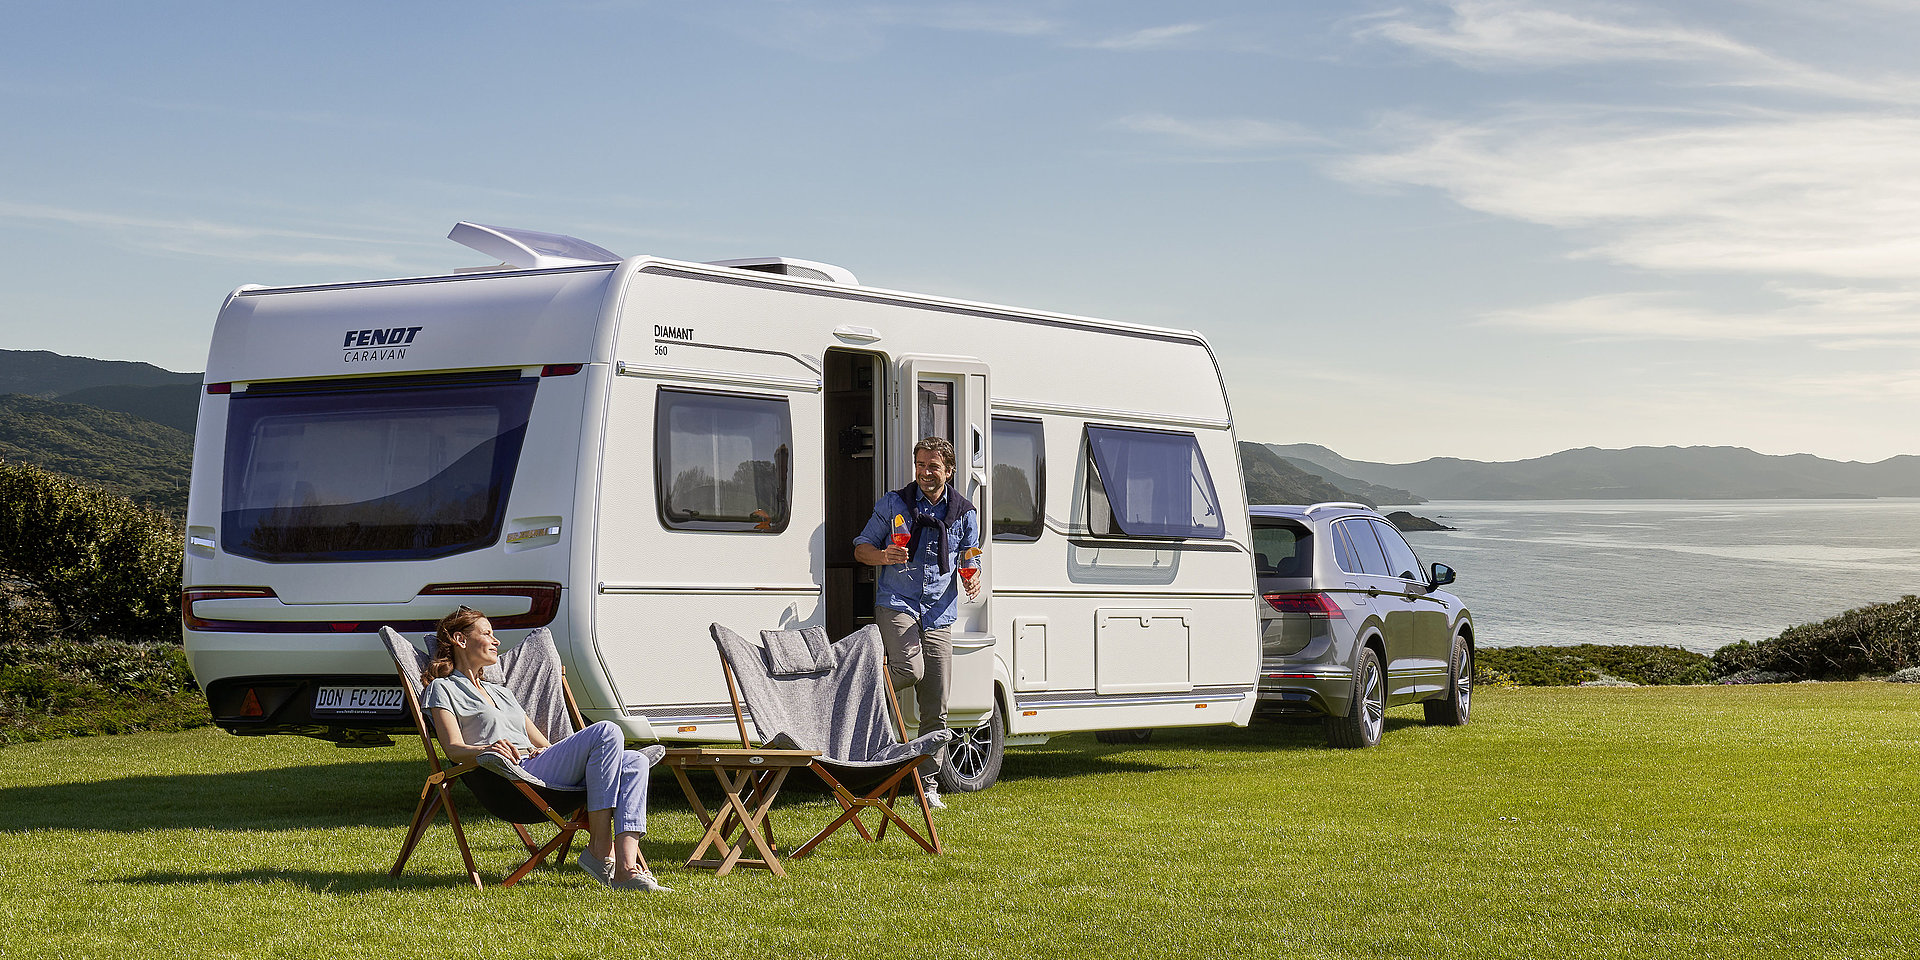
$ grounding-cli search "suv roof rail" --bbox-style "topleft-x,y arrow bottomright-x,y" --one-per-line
1304,501 -> 1373,514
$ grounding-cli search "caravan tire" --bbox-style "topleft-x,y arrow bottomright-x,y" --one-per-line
939,698 -> 1005,793
1094,728 -> 1154,744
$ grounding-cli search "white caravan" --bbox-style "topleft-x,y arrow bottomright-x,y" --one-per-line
181,223 -> 1260,791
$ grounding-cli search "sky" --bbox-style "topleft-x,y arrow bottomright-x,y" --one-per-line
3,0 -> 1918,465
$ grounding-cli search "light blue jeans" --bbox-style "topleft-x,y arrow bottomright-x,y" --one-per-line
519,720 -> 653,836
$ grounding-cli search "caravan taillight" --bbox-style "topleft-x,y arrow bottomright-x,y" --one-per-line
182,587 -> 278,630
415,582 -> 562,630
540,364 -> 582,377
205,382 -> 232,394
183,582 -> 559,632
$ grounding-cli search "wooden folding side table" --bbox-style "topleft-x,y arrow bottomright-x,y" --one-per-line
661,747 -> 820,878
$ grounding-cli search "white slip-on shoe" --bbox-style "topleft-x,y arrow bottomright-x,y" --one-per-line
922,778 -> 947,810
613,868 -> 672,892
576,850 -> 615,887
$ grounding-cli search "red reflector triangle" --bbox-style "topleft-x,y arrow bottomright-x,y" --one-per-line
240,688 -> 264,718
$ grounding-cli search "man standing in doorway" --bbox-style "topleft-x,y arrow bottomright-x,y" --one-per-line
853,436 -> 981,810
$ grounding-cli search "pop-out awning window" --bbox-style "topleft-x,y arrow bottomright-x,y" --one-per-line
1084,425 -> 1225,540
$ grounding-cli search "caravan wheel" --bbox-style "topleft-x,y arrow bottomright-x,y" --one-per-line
938,699 -> 1004,793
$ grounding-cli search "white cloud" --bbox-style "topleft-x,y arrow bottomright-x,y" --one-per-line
1082,22 -> 1207,51
872,3 -> 1060,37
1476,291 -> 1920,342
1359,1 -> 1920,102
1111,113 -> 1322,152
1345,111 -> 1920,282
0,201 -> 429,269
1360,0 -> 1762,68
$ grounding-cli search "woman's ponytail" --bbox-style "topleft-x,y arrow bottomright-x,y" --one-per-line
425,607 -> 486,685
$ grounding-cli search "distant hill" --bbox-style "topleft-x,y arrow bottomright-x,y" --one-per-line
58,382 -> 200,434
1270,452 -> 1423,505
1240,442 -> 1375,507
1268,442 -> 1920,500
0,349 -> 198,397
0,395 -> 191,513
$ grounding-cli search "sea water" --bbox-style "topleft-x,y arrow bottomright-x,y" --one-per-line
1399,499 -> 1920,654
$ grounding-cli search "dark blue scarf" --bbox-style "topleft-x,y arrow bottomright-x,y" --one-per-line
895,482 -> 975,574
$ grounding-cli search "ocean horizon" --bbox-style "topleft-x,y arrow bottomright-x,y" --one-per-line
1399,498 -> 1920,655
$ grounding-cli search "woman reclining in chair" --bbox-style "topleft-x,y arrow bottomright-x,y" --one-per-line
423,608 -> 669,892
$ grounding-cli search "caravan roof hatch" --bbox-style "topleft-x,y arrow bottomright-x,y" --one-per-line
448,221 -> 622,270
706,257 -> 859,285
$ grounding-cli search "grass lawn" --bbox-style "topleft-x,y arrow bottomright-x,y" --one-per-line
2,684 -> 1915,959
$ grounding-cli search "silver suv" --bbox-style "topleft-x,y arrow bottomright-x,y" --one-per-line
1250,503 -> 1474,748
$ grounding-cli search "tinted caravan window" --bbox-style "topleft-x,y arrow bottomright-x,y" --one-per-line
991,417 -> 1044,540
656,388 -> 792,533
221,374 -> 537,562
1083,425 -> 1225,539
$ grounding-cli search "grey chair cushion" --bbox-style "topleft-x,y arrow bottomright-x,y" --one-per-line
761,625 -> 835,676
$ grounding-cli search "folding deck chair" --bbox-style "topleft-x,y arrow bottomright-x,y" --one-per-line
380,626 -> 622,888
708,622 -> 954,858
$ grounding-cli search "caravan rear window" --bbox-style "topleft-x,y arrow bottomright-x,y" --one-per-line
656,388 -> 792,533
1083,425 -> 1226,539
221,375 -> 537,562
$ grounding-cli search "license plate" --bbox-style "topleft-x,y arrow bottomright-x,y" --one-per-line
313,685 -> 404,715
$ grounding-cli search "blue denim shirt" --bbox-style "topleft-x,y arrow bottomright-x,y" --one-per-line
855,486 -> 980,630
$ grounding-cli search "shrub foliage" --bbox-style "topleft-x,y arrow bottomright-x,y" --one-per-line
1711,595 -> 1920,681
0,639 -> 208,744
1476,644 -> 1713,686
0,458 -> 182,643
0,460 -> 199,743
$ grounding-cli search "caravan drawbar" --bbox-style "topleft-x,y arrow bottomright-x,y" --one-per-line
181,222 -> 1261,792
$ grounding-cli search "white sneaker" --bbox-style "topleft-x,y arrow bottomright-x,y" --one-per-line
614,868 -> 672,892
576,850 -> 615,887
922,778 -> 947,810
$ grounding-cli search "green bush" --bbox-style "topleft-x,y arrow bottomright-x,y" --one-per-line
0,638 -> 208,744
1476,644 -> 1713,686
1711,595 -> 1920,681
0,458 -> 182,644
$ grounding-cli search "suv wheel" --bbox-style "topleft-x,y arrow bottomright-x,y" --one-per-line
1423,636 -> 1472,727
1326,647 -> 1384,749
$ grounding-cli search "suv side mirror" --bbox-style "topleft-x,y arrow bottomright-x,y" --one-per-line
1430,562 -> 1455,587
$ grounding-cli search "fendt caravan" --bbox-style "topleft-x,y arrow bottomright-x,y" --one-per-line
182,222 -> 1261,791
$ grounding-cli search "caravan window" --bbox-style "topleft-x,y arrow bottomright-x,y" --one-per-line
220,374 -> 537,562
1083,425 -> 1225,540
990,417 -> 1044,541
656,388 -> 792,533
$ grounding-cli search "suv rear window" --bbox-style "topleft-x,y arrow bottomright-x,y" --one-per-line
221,374 -> 537,563
1252,522 -> 1312,578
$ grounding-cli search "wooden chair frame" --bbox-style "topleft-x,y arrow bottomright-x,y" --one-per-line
717,647 -> 943,859
387,654 -> 620,888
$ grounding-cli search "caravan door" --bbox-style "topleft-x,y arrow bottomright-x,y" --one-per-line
895,356 -> 994,724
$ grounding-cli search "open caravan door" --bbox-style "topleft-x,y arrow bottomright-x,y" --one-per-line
894,356 -> 1004,790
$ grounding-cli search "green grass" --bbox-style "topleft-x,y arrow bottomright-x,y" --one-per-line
2,684 -> 1916,959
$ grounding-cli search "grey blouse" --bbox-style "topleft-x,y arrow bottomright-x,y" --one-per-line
422,673 -> 535,756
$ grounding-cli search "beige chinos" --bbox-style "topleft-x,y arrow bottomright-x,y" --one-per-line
874,609 -> 952,773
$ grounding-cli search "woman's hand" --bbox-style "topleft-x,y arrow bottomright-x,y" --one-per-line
486,739 -> 522,763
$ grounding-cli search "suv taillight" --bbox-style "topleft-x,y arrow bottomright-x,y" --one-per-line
1264,592 -> 1344,619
